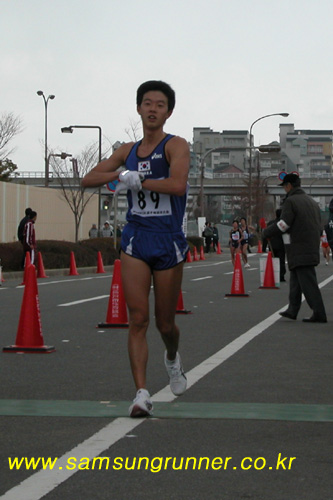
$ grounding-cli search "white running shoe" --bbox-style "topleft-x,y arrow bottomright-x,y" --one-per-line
244,263 -> 250,268
129,389 -> 153,418
164,351 -> 187,396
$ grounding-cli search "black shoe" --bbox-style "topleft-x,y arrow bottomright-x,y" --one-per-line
280,278 -> 286,282
302,316 -> 327,323
279,311 -> 297,320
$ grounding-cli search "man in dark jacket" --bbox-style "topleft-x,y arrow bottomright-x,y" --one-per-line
17,207 -> 32,269
267,209 -> 286,282
262,174 -> 327,323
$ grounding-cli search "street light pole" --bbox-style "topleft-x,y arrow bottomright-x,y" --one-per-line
248,112 -> 289,224
61,125 -> 102,228
37,91 -> 55,187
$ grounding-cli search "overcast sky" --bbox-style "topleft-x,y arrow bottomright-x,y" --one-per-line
2,0 -> 333,173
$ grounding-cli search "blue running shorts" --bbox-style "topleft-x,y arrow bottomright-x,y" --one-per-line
121,224 -> 189,270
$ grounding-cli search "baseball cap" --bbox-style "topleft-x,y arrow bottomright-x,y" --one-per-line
279,173 -> 300,186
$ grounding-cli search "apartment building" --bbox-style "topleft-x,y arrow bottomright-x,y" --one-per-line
280,124 -> 333,177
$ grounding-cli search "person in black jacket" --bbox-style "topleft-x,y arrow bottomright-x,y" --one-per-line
17,207 -> 32,269
263,174 -> 327,323
266,209 -> 286,282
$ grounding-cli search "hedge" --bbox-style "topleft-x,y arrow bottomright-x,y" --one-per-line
0,236 -> 204,272
0,239 -> 120,272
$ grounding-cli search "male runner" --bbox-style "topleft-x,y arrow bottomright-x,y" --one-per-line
82,81 -> 190,417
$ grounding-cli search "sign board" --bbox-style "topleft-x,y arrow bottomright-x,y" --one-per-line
198,217 -> 206,237
278,171 -> 287,181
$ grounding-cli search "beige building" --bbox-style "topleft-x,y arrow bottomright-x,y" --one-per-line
0,181 -> 98,243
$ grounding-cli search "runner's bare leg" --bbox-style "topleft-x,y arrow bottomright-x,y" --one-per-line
121,252 -> 152,390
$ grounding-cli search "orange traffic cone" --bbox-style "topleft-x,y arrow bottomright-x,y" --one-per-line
257,240 -> 263,253
193,247 -> 199,261
97,259 -> 129,328
225,253 -> 249,297
216,242 -> 222,254
20,251 -> 31,285
199,246 -> 205,260
37,252 -> 48,278
176,289 -> 192,314
3,264 -> 55,353
96,251 -> 106,274
259,252 -> 278,289
68,251 -> 79,276
186,250 -> 193,263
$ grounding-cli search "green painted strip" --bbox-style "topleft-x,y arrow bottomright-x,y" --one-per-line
0,400 -> 333,422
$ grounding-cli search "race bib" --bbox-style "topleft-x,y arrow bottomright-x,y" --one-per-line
131,187 -> 172,217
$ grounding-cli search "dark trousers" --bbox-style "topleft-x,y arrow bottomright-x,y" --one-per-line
272,247 -> 286,280
205,237 -> 212,253
288,266 -> 326,319
20,241 -> 26,269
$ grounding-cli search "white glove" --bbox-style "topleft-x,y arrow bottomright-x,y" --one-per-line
115,170 -> 144,193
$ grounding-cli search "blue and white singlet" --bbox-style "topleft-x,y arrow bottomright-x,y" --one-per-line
124,134 -> 188,233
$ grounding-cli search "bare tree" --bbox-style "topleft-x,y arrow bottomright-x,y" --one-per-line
0,112 -> 23,161
50,141 -> 111,242
125,118 -> 142,142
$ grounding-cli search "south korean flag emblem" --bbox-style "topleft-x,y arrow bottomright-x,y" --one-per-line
138,161 -> 151,173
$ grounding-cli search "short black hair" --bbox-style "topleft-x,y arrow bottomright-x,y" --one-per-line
25,207 -> 32,216
136,80 -> 176,111
29,211 -> 37,219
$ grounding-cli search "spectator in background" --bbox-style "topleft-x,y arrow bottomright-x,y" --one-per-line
266,209 -> 286,282
202,222 -> 213,253
212,224 -> 219,251
17,207 -> 32,269
102,221 -> 113,237
89,223 -> 98,238
23,211 -> 37,266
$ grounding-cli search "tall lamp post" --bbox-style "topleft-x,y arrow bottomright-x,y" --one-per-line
61,125 -> 102,228
248,112 -> 289,224
37,91 -> 55,187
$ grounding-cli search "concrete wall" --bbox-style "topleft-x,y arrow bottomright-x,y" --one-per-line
0,182 -> 98,243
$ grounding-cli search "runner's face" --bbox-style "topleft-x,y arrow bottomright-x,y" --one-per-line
137,91 -> 172,129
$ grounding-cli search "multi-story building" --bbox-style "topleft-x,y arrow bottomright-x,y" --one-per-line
191,124 -> 333,223
193,127 -> 250,174
279,124 -> 333,177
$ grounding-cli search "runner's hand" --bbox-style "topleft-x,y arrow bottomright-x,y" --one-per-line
118,170 -> 144,190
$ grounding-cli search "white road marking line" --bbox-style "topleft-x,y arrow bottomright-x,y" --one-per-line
191,276 -> 213,281
3,274 -> 333,500
58,295 -> 109,307
22,275 -> 111,288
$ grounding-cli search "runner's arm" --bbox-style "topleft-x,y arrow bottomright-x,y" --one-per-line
141,136 -> 189,196
81,143 -> 133,188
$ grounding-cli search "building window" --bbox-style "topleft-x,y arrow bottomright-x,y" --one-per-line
308,145 -> 323,154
